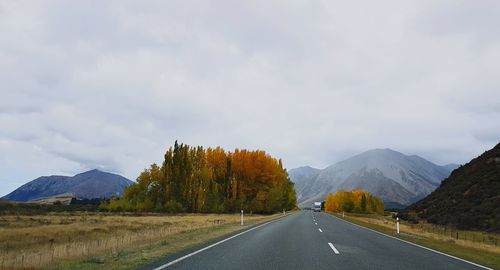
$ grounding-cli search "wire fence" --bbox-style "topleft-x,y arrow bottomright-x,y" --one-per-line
406,222 -> 499,247
343,212 -> 500,248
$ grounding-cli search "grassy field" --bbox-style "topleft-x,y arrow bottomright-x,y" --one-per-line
0,212 -> 285,269
328,212 -> 500,269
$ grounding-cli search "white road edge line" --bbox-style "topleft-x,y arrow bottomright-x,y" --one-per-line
153,218 -> 280,269
330,215 -> 493,270
318,228 -> 323,232
328,242 -> 340,254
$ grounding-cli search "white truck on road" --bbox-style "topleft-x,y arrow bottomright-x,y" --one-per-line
313,202 -> 322,212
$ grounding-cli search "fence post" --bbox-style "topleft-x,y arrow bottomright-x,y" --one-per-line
396,217 -> 400,234
240,210 -> 244,226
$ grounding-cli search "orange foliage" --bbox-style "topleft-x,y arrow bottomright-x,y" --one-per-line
324,189 -> 384,214
113,142 -> 296,213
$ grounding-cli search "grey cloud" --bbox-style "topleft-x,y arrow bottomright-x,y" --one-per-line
0,0 -> 499,196
414,1 -> 500,46
47,148 -> 120,174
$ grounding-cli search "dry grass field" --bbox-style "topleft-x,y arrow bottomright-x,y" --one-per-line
0,212 -> 282,269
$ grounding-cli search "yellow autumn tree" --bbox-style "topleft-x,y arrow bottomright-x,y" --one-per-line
103,141 -> 297,214
324,189 -> 384,215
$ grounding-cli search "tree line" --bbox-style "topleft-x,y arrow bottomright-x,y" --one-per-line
101,141 -> 297,213
324,190 -> 384,214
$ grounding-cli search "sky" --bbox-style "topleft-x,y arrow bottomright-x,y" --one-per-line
1,0 -> 499,196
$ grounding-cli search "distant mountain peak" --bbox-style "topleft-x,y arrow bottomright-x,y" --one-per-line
291,166 -> 320,171
365,148 -> 399,153
375,148 -> 396,151
3,170 -> 134,202
77,169 -> 105,175
350,148 -> 407,160
289,148 -> 458,207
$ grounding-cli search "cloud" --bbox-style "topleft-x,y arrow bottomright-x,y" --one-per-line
1,0 -> 499,196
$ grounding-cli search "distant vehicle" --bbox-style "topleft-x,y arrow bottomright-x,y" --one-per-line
313,202 -> 321,212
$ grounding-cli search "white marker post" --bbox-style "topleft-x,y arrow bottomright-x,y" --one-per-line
241,210 -> 244,226
283,209 -> 285,216
396,217 -> 400,234
342,211 -> 345,218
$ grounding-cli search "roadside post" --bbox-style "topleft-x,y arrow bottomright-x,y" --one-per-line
283,209 -> 285,216
342,211 -> 345,218
396,217 -> 400,234
241,210 -> 244,226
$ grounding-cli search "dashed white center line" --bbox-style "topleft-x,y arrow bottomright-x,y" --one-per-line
318,228 -> 323,232
315,222 -> 317,225
328,242 -> 340,254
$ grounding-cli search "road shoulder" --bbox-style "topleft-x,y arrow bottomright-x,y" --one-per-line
325,212 -> 498,270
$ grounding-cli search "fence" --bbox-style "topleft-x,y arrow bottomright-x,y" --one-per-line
405,222 -> 499,247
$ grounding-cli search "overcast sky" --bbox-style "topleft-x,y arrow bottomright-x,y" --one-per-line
1,1 -> 499,196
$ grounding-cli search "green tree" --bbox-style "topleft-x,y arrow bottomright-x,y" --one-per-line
360,194 -> 367,212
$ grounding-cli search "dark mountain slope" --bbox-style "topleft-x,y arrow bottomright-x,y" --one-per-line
405,143 -> 500,231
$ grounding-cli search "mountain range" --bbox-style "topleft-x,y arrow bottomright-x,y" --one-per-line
404,143 -> 500,231
3,169 -> 134,202
289,149 -> 458,208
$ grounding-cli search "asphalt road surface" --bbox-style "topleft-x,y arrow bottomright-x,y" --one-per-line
144,211 -> 492,270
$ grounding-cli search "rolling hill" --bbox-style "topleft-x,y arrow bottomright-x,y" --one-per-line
404,143 -> 500,231
3,169 -> 134,202
289,149 -> 458,208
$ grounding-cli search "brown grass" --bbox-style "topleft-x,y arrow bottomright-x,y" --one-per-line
0,212 -> 280,269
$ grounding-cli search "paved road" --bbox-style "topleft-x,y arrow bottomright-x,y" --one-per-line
145,211 -> 491,270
